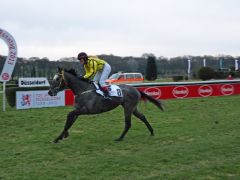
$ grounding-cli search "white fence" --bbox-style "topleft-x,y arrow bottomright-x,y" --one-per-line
0,82 -> 6,111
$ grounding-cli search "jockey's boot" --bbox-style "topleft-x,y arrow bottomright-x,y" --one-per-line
101,86 -> 111,100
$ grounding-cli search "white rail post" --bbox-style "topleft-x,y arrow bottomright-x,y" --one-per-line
3,81 -> 6,111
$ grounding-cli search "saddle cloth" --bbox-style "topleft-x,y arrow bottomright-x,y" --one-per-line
93,82 -> 123,97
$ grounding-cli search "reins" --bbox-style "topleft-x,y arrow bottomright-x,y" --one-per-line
56,69 -> 93,95
80,89 -> 94,95
54,70 -> 66,91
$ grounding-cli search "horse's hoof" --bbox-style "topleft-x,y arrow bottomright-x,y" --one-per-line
151,133 -> 155,136
115,138 -> 123,142
64,132 -> 69,139
53,139 -> 59,143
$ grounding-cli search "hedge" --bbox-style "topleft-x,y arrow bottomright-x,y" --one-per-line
198,67 -> 215,81
172,76 -> 184,82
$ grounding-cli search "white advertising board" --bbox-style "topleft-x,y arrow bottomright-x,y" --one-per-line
16,90 -> 65,109
18,77 -> 50,87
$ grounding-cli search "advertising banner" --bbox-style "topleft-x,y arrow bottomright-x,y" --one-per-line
137,83 -> 240,99
18,77 -> 50,87
0,28 -> 18,82
16,90 -> 65,109
64,80 -> 240,106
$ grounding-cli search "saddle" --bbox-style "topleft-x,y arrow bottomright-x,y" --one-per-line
93,82 -> 123,98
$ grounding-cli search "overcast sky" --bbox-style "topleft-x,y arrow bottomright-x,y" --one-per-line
1,0 -> 240,60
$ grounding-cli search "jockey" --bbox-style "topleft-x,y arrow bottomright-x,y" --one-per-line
77,52 -> 111,96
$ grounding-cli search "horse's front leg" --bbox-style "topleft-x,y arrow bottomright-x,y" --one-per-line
53,109 -> 81,143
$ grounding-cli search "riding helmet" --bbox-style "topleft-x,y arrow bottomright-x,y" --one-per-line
77,52 -> 88,62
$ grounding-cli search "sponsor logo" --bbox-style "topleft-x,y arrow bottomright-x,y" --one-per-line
21,94 -> 31,106
221,84 -> 234,95
144,87 -> 161,99
198,85 -> 213,97
172,86 -> 189,98
2,73 -> 10,80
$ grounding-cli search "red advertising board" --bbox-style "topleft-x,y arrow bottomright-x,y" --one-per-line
65,80 -> 240,105
65,89 -> 75,105
137,83 -> 239,99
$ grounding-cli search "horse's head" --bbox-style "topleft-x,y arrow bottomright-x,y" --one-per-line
48,67 -> 66,96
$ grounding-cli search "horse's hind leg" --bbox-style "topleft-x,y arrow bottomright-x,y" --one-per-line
53,109 -> 80,143
133,109 -> 154,136
115,110 -> 132,141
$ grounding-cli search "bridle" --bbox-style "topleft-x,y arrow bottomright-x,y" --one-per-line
53,70 -> 66,92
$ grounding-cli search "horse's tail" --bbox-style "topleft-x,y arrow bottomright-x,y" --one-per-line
139,90 -> 164,111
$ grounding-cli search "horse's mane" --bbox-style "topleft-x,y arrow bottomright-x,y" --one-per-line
64,68 -> 90,83
64,68 -> 78,77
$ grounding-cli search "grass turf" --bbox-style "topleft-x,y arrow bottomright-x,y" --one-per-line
0,95 -> 240,179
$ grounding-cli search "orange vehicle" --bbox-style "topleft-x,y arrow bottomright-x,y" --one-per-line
106,72 -> 144,84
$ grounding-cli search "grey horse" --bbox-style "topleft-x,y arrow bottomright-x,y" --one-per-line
48,67 -> 164,143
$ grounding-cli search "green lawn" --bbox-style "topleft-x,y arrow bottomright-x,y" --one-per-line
0,95 -> 240,179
